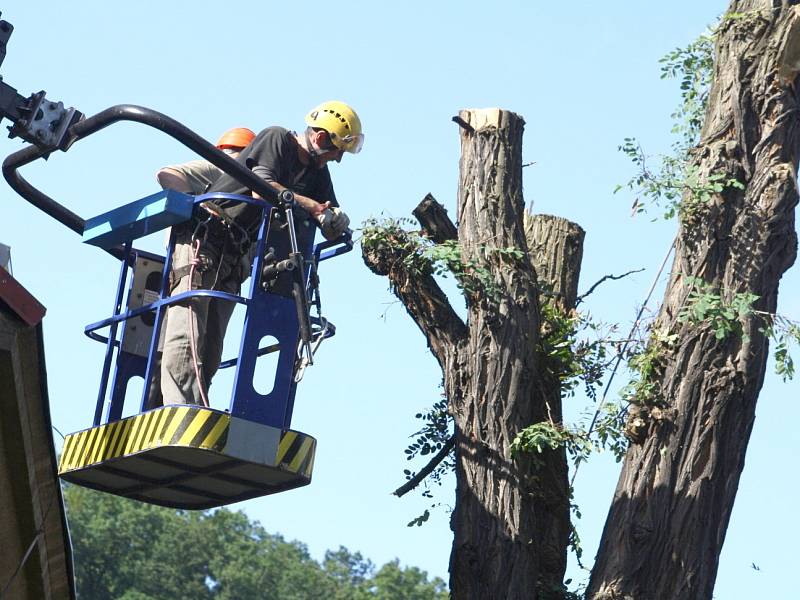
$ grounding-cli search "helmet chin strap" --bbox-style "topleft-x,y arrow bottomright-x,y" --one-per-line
303,129 -> 339,167
304,129 -> 323,165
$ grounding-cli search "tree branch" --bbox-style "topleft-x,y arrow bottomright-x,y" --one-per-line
413,193 -> 458,243
362,228 -> 467,369
575,268 -> 645,305
393,435 -> 455,497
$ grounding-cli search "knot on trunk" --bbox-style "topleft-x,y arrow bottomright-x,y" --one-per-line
623,404 -> 673,444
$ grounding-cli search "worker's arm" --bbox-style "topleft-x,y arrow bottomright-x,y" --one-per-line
258,181 -> 329,217
156,161 -> 221,194
252,180 -> 348,241
156,167 -> 194,193
248,164 -> 329,216
246,130 -> 348,239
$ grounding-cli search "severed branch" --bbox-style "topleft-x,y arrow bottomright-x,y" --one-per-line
575,268 -> 645,305
413,193 -> 458,243
393,434 -> 456,497
362,227 -> 466,369
367,195 -> 461,494
451,115 -> 475,134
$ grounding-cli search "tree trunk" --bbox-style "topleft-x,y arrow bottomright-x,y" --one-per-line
446,109 -> 542,599
525,213 -> 585,310
363,110 -> 587,598
524,213 -> 585,595
588,3 -> 800,598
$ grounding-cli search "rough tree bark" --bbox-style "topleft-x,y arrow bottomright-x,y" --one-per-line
588,2 -> 800,598
448,109 -> 542,599
524,213 -> 585,595
363,109 -> 585,598
524,214 -> 585,310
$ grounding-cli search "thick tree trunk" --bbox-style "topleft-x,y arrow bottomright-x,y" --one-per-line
448,109 -> 542,599
524,213 -> 585,595
588,3 -> 800,599
363,111 -> 586,599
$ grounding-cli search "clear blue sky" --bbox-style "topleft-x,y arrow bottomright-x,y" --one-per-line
2,1 -> 797,597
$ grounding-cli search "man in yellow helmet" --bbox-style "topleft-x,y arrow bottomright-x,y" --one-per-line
159,102 -> 363,406
207,101 -> 362,242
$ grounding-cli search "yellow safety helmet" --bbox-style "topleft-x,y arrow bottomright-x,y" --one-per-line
305,101 -> 364,154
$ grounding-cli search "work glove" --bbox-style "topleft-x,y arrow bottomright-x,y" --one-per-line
317,207 -> 350,241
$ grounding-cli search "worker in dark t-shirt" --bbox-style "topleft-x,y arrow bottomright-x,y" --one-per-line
209,126 -> 339,251
159,101 -> 363,406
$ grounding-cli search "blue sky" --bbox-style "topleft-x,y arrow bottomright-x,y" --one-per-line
2,1 -> 797,597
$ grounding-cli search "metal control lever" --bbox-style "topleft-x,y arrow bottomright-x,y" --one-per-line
281,191 -> 314,364
294,319 -> 332,383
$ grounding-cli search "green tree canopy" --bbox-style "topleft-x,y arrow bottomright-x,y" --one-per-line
63,485 -> 447,600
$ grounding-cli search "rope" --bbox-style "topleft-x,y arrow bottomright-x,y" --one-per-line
188,237 -> 210,407
0,532 -> 41,598
0,492 -> 59,599
570,236 -> 677,488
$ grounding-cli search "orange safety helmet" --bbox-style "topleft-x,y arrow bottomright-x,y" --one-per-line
216,127 -> 256,150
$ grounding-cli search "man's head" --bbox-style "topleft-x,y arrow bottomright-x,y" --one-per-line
303,101 -> 364,165
216,127 -> 256,156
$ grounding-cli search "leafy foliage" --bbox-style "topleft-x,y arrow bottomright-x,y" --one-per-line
511,302 -> 630,467
582,400 -> 629,462
510,402 -> 628,468
615,30 -> 745,223
539,305 -> 616,403
362,216 -> 525,304
509,422 -> 590,462
63,485 -> 448,600
664,276 -> 800,383
370,559 -> 449,600
678,275 -> 759,341
402,395 -> 454,526
537,577 -> 586,600
403,396 -> 453,491
761,314 -> 800,381
619,327 -> 677,408
407,510 -> 431,528
616,140 -> 744,222
659,33 -> 715,150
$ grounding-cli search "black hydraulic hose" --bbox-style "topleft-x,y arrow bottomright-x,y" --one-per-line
2,143 -> 84,234
290,252 -> 312,348
293,282 -> 312,348
2,104 -> 282,236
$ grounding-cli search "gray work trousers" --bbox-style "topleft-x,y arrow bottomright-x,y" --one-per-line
160,226 -> 244,405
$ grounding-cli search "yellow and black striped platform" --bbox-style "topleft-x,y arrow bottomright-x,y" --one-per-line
58,406 -> 316,509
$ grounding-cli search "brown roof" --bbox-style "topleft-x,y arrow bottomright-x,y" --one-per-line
0,265 -> 46,326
